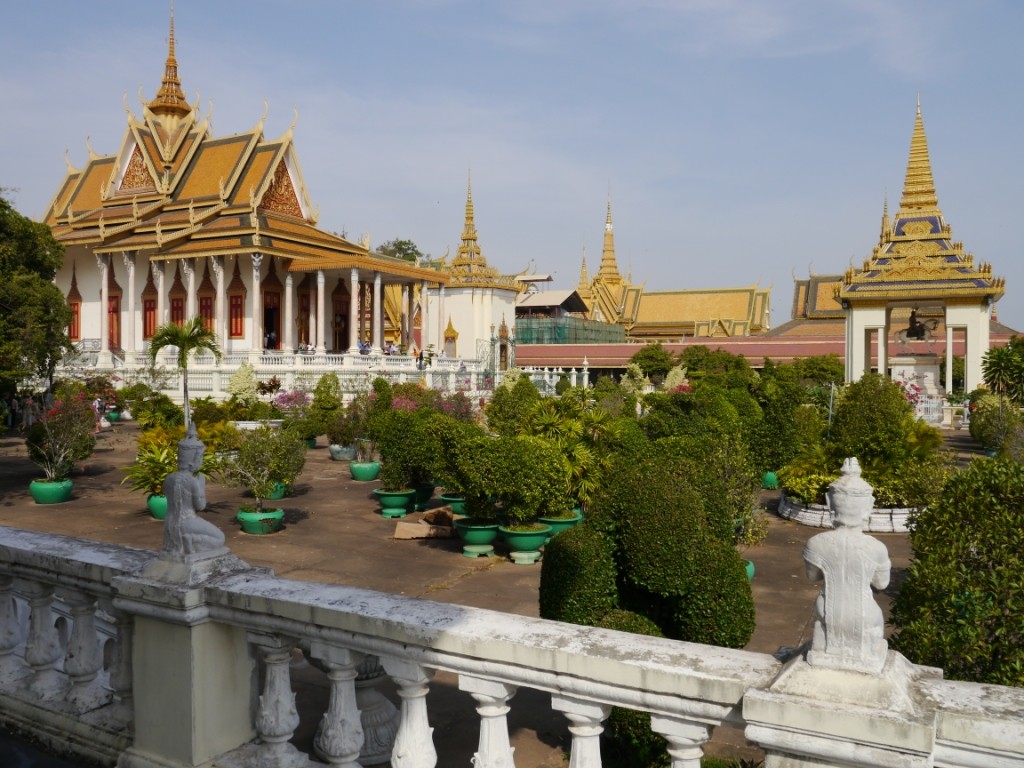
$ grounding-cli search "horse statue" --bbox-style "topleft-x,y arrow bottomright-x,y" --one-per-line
894,313 -> 939,345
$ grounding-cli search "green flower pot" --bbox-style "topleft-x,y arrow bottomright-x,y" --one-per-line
29,479 -> 73,505
499,524 -> 552,554
745,559 -> 756,580
539,510 -> 583,541
237,508 -> 285,534
106,410 -> 120,423
328,444 -> 356,461
453,518 -> 500,546
374,488 -> 415,518
439,494 -> 466,515
266,482 -> 288,500
350,461 -> 381,481
146,494 -> 168,520
762,471 -> 780,490
304,437 -> 317,449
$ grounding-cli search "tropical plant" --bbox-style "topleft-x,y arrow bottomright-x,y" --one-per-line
982,342 -> 1024,405
121,443 -> 177,497
220,426 -> 306,512
25,394 -> 96,481
485,374 -> 540,436
969,392 -> 1020,453
148,316 -> 221,427
226,362 -> 261,408
309,373 -> 343,436
629,342 -> 676,383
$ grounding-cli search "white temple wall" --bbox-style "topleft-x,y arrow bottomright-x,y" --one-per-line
430,286 -> 517,358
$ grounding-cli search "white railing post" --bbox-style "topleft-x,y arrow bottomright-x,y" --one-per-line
59,588 -> 112,712
100,598 -> 133,720
552,694 -> 610,768
0,575 -> 26,683
650,716 -> 711,768
459,675 -> 517,768
248,634 -> 303,766
20,580 -> 69,701
308,641 -> 365,768
354,655 -> 400,765
381,657 -> 436,768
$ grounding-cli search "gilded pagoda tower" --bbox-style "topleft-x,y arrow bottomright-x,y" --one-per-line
577,199 -> 642,328
838,100 -> 1004,391
427,177 -> 521,366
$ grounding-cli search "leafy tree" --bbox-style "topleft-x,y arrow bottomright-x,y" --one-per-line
0,193 -> 72,392
628,342 -> 675,384
376,238 -> 424,263
485,374 -> 540,436
678,345 -> 755,389
148,316 -> 221,427
226,362 -> 260,407
890,459 -> 1024,687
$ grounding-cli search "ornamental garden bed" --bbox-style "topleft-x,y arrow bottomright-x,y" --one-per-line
777,493 -> 911,533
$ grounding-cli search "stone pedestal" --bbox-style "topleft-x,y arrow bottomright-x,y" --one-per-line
889,354 -> 941,398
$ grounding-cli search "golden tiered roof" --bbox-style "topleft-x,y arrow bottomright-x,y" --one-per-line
837,101 -> 1004,305
43,11 -> 444,286
577,198 -> 642,326
443,177 -> 521,291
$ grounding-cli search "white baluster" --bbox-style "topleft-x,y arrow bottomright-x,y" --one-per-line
251,634 -> 304,767
650,716 -> 711,768
59,589 -> 112,712
99,598 -> 133,722
355,655 -> 399,765
552,694 -> 610,768
380,657 -> 436,768
0,576 -> 27,683
459,675 -> 517,768
20,580 -> 69,700
309,641 -> 365,768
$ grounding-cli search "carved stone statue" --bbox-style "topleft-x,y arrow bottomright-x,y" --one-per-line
162,424 -> 226,557
804,458 -> 891,673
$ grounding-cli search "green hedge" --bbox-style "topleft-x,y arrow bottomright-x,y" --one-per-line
539,525 -> 618,626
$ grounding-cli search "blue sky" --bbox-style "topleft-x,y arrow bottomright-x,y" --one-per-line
2,1 -> 1022,331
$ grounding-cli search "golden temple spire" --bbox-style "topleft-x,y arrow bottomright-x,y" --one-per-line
880,195 -> 890,242
898,99 -> 939,212
596,196 -> 623,284
578,250 -> 589,288
148,1 -> 190,118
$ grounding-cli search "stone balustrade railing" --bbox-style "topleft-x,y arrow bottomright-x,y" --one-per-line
2,525 -> 1022,768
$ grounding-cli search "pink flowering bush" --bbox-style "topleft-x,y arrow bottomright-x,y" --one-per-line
274,389 -> 311,412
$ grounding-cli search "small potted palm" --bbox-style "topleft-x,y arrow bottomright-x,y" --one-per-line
222,425 -> 306,534
121,442 -> 177,519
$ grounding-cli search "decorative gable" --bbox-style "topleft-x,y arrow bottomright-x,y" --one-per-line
120,145 -> 154,191
259,161 -> 303,218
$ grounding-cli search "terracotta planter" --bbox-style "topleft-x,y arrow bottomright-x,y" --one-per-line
29,479 -> 73,505
350,461 -> 381,481
146,494 -> 168,520
237,508 -> 285,534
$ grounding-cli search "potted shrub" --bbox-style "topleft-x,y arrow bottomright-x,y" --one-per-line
221,425 -> 306,533
733,506 -> 770,579
121,442 -> 177,519
326,407 -> 357,461
25,394 -> 96,504
373,459 -> 416,518
309,373 -> 343,449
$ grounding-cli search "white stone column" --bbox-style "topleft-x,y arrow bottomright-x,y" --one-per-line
381,657 -> 436,768
551,694 -> 610,768
650,716 -> 711,768
372,271 -> 383,354
400,284 -> 410,351
251,254 -> 263,357
438,284 -> 446,352
96,254 -> 111,365
122,252 -> 137,363
309,642 -> 365,768
459,675 -> 517,768
419,280 -> 430,354
211,256 -> 226,351
316,269 -> 327,354
20,580 -> 69,701
183,258 -> 197,320
945,319 -> 954,395
152,260 -> 167,328
348,268 -> 360,353
60,589 -> 112,713
284,271 -> 294,352
0,576 -> 26,683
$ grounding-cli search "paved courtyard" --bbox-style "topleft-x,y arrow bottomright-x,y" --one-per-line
1,420 -> 982,765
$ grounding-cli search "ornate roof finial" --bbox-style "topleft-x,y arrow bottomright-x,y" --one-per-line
148,0 -> 190,118
899,98 -> 939,212
578,249 -> 589,288
880,194 -> 890,243
596,194 -> 623,284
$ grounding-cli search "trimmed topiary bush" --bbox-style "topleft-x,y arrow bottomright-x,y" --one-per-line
890,458 -> 1024,687
539,525 -> 618,626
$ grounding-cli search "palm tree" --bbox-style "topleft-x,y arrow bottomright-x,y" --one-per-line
982,345 -> 1024,405
148,317 -> 221,427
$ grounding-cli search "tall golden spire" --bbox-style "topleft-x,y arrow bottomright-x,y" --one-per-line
898,99 -> 939,212
596,197 -> 623,284
148,2 -> 190,117
451,173 -> 485,270
578,250 -> 589,288
879,195 -> 890,243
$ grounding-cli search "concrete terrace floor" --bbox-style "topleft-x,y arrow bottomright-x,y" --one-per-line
0,420 -> 987,766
